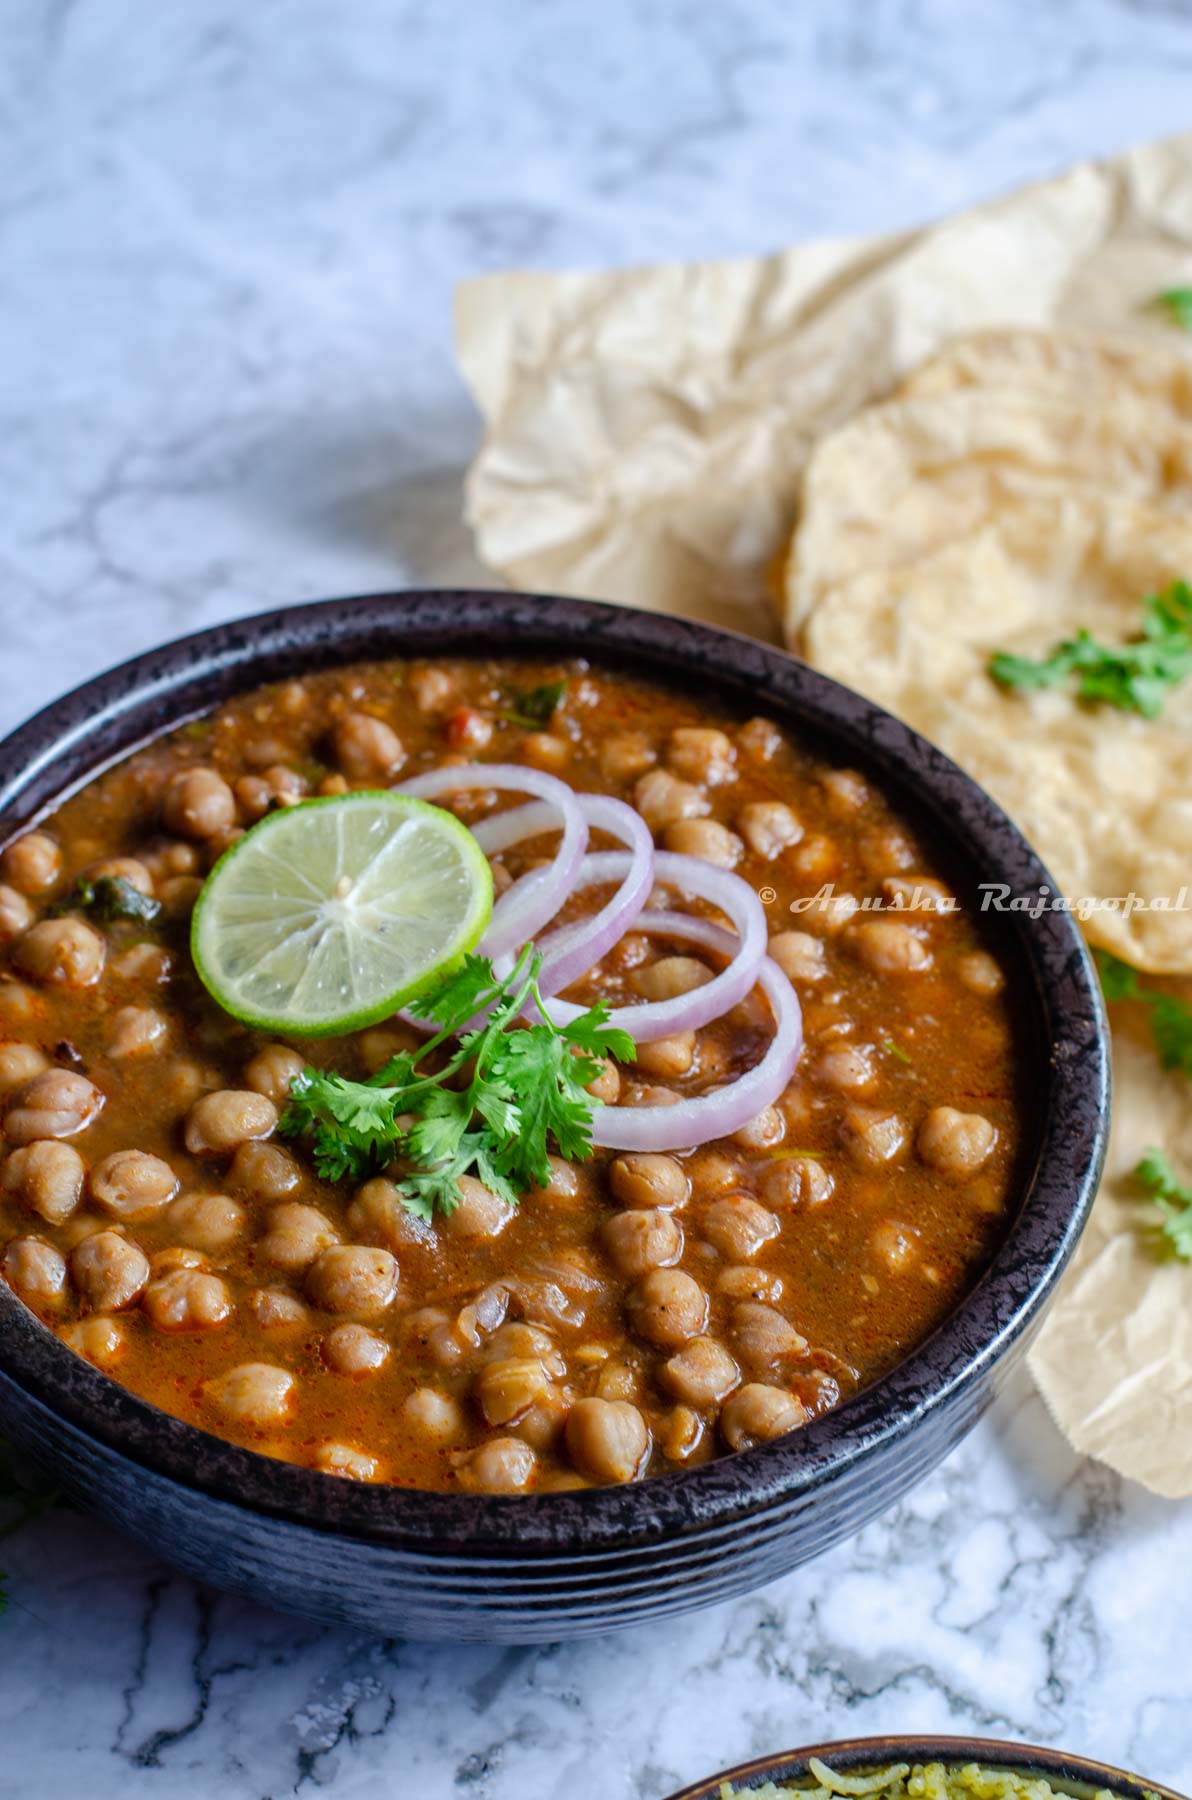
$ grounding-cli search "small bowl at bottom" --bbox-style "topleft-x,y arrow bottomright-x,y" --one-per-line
664,1736 -> 1186,1800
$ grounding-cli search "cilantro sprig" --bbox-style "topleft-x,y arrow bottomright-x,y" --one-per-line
279,947 -> 634,1220
53,874 -> 161,926
1134,1149 -> 1192,1261
989,581 -> 1192,718
1155,287 -> 1192,332
1094,948 -> 1192,1079
501,680 -> 566,730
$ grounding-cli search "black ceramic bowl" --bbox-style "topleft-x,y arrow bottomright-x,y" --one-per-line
665,1735 -> 1185,1800
0,591 -> 1109,1643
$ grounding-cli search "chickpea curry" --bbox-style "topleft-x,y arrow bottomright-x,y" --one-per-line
0,657 -> 1026,1495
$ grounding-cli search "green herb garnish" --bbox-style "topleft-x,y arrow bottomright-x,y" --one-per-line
1155,287 -> 1192,332
989,580 -> 1192,718
1134,1148 -> 1192,1261
279,946 -> 634,1218
1094,947 -> 1192,1078
54,875 -> 162,926
881,1037 -> 913,1065
501,680 -> 566,730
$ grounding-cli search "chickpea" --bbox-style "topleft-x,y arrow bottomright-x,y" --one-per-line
409,667 -> 456,713
917,1106 -> 997,1178
601,1208 -> 683,1279
721,1382 -> 806,1451
685,1148 -> 742,1198
355,1020 -> 422,1076
0,1043 -> 49,1095
881,875 -> 954,913
871,1218 -> 921,1272
323,1321 -> 391,1374
158,875 -> 204,916
608,1153 -> 689,1211
732,1301 -> 808,1373
184,1089 -> 278,1157
3,1235 -> 68,1309
346,1177 -> 430,1251
14,918 -> 105,987
585,1056 -> 621,1104
666,727 -> 736,788
0,981 -> 41,1027
737,717 -> 784,763
815,1046 -> 876,1093
760,1155 -> 835,1210
821,768 -> 870,814
716,1265 -> 785,1304
229,1140 -> 301,1201
661,820 -> 743,870
5,1069 -> 103,1143
520,732 -> 570,773
403,1387 -> 466,1444
958,950 -> 1005,997
661,1336 -> 740,1407
243,1044 -> 306,1107
633,769 -> 710,831
476,1355 -> 553,1428
1,832 -> 62,896
244,1287 -> 309,1330
331,712 -> 405,782
166,1191 -> 244,1252
305,1244 -> 398,1315
205,1362 -> 296,1429
60,1315 -> 125,1368
112,943 -> 172,984
258,1202 -> 340,1273
456,1437 -> 537,1494
768,931 -> 828,984
444,707 -> 493,752
627,1268 -> 708,1349
851,919 -> 933,974
443,1175 -> 514,1240
530,1156 -> 582,1207
600,732 -> 656,783
799,891 -> 858,935
162,768 -> 237,840
595,1360 -> 639,1402
661,1405 -> 704,1463
0,886 -> 33,942
481,1322 -> 564,1374
70,1230 -> 150,1311
631,955 -> 712,1001
700,1194 -> 779,1260
634,1031 -> 695,1079
862,828 -> 917,875
143,1267 -> 231,1331
840,1105 -> 908,1168
86,856 -> 155,897
90,1150 -> 178,1218
107,1005 -> 169,1059
732,1105 -> 785,1151
737,801 -> 803,860
314,1442 -> 379,1482
565,1398 -> 650,1484
149,1245 -> 204,1277
2,1141 -> 85,1224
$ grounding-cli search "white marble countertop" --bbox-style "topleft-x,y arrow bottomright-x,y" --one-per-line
3,2 -> 1192,1795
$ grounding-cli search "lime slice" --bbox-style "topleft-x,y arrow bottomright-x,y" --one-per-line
191,791 -> 492,1035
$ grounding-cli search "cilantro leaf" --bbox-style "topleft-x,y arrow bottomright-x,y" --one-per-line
1094,948 -> 1192,1077
278,948 -> 636,1216
1135,1148 -> 1192,1260
501,680 -> 566,729
53,874 -> 162,926
990,582 -> 1192,718
1155,287 -> 1192,332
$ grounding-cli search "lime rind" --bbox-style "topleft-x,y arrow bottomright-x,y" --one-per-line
191,790 -> 493,1036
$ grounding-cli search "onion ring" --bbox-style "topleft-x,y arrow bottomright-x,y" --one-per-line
588,913 -> 803,1152
397,764 -> 588,958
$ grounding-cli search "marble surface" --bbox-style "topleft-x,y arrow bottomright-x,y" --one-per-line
3,1 -> 1192,1794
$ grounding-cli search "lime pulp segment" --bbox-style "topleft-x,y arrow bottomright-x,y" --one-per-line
191,791 -> 493,1034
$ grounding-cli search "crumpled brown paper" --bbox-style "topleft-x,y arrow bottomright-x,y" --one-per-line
454,129 -> 1192,1498
456,129 -> 1192,646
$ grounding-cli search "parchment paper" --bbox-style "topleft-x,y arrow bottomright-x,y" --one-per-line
454,130 -> 1192,1497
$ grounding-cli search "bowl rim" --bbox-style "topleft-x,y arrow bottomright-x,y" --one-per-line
661,1733 -> 1185,1800
0,587 -> 1110,1552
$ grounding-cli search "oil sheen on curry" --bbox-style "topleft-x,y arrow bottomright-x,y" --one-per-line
0,658 -> 1025,1494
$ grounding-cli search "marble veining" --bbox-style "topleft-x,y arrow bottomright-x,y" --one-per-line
3,1 -> 1192,1794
